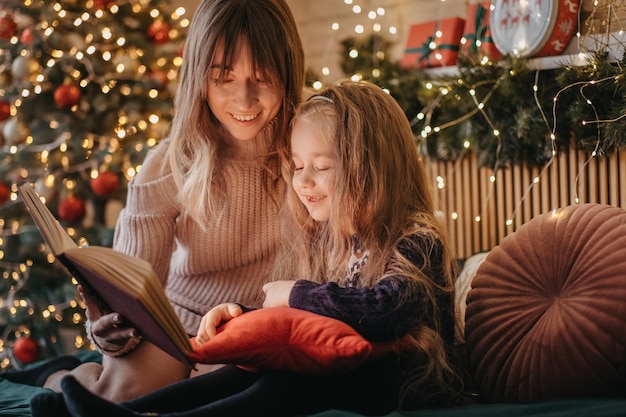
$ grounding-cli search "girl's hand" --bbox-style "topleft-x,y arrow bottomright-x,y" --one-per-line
196,303 -> 243,344
262,280 -> 296,308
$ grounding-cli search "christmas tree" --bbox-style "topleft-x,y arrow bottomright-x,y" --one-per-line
0,0 -> 187,370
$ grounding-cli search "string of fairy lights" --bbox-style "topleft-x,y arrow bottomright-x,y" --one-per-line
307,0 -> 400,89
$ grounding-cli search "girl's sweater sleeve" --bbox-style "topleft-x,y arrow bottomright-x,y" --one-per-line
288,236 -> 444,342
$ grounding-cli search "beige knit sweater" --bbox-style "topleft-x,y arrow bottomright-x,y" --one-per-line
112,135 -> 284,336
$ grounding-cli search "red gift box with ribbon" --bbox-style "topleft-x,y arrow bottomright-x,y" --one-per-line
460,2 -> 502,61
401,17 -> 466,69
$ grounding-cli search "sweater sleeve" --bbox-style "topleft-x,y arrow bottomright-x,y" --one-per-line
112,173 -> 180,287
288,235 -> 445,342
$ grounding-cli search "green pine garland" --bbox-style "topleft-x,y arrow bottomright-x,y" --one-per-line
332,35 -> 626,168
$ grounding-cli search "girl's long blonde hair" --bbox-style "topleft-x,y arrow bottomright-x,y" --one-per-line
274,81 -> 462,408
165,0 -> 304,227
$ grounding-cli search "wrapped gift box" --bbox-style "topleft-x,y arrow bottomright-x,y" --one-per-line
401,17 -> 466,69
460,1 -> 502,61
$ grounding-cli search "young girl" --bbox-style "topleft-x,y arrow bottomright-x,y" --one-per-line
6,0 -> 305,405
43,81 -> 462,417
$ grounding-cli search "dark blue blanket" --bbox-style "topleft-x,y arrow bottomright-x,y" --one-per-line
312,399 -> 626,417
2,352 -> 625,417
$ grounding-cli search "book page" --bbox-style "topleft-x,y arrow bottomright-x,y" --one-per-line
18,183 -> 78,254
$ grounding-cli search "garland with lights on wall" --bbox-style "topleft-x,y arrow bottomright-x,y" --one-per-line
335,33 -> 626,169
413,51 -> 626,169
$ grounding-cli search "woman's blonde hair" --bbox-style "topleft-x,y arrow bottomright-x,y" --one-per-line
274,81 -> 462,407
166,0 -> 304,227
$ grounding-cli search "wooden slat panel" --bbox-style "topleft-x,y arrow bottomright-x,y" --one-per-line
454,158 -> 464,257
549,158 -> 558,209
424,147 -> 625,259
540,163 -> 550,214
492,168 -> 502,243
531,165 -> 541,217
609,152 -> 619,206
616,149 -> 626,207
487,169 -> 498,250
512,163 -> 523,229
588,156 -> 598,203
480,167 -> 492,251
504,166 -> 513,233
445,160 -> 457,257
522,160 -> 532,225
471,157 -> 481,252
577,150 -> 589,204
569,148 -> 579,204
438,160 -> 448,217
599,156 -> 609,205
559,151 -> 569,207
461,156 -> 472,258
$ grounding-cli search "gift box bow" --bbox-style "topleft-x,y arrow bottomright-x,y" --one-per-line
405,22 -> 461,65
464,4 -> 494,51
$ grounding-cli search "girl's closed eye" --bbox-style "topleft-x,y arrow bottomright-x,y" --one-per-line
315,165 -> 333,172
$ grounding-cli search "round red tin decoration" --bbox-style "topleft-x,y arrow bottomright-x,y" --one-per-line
490,0 -> 578,58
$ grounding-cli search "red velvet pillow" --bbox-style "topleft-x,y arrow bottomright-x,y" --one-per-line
188,307 -> 375,376
465,204 -> 626,402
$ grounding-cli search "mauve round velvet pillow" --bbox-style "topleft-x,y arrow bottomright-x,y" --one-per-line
465,203 -> 626,403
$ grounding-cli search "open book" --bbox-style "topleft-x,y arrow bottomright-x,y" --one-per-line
18,183 -> 194,368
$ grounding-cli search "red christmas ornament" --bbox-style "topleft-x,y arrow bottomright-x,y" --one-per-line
13,336 -> 40,364
148,69 -> 168,89
0,16 -> 17,41
0,182 -> 9,205
0,99 -> 10,121
58,195 -> 86,222
54,83 -> 81,109
91,170 -> 119,197
20,27 -> 35,45
92,0 -> 114,10
148,20 -> 170,45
